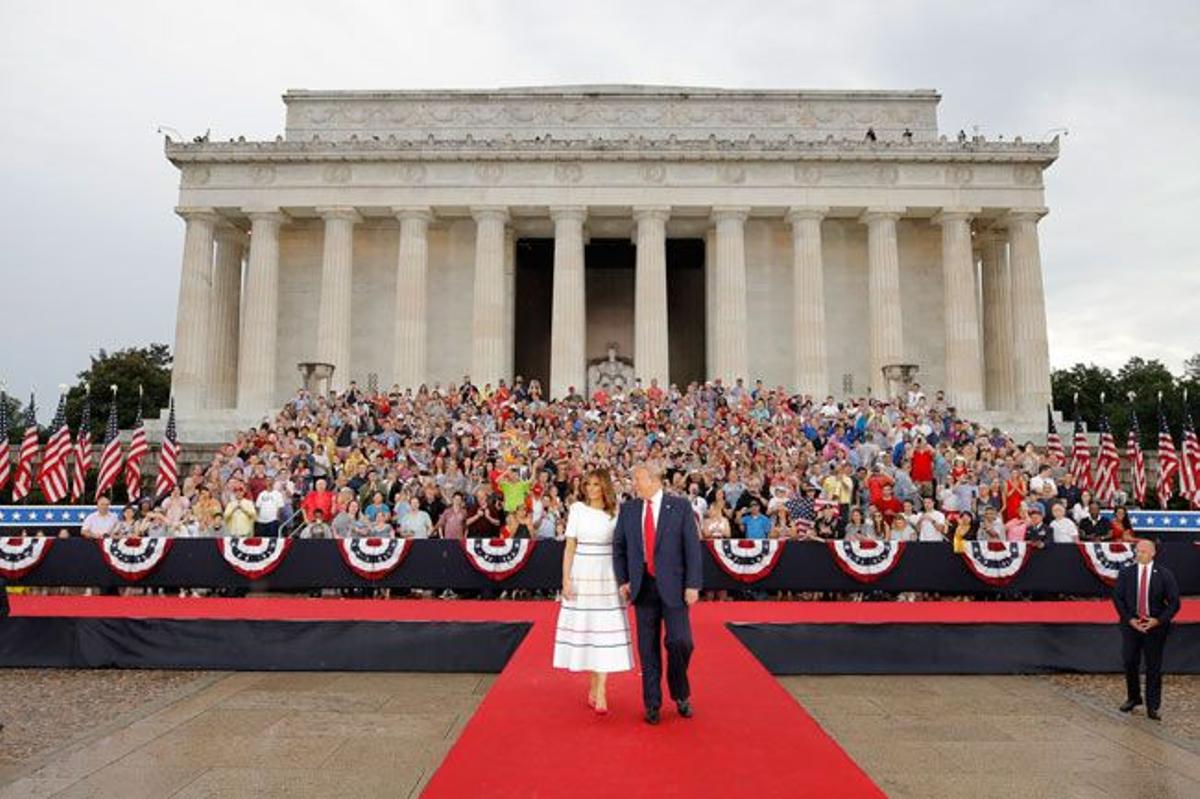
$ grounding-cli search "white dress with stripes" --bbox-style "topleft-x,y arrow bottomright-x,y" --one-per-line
552,502 -> 634,673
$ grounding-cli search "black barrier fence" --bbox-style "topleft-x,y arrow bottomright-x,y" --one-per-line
6,539 -> 1200,595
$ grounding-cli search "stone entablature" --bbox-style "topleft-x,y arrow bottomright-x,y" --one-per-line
282,85 -> 942,143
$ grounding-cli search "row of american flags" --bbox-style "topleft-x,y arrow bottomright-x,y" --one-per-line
1046,397 -> 1200,510
0,390 -> 180,505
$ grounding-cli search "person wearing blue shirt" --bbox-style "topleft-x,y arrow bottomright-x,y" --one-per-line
740,501 -> 772,540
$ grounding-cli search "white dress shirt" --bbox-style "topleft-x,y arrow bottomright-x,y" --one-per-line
1136,561 -> 1154,617
644,489 -> 664,527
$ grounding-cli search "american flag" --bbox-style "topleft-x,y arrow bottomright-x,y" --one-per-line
36,393 -> 72,503
1092,411 -> 1119,507
1156,403 -> 1178,510
1181,406 -> 1200,509
71,393 -> 92,502
154,398 -> 180,500
94,400 -> 122,500
0,392 -> 10,492
124,398 -> 147,502
12,395 -> 39,502
1069,405 -> 1092,490
1127,408 -> 1146,506
1045,405 -> 1065,463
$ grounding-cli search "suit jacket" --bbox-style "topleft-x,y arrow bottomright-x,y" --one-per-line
613,492 -> 703,608
1113,561 -> 1180,627
0,577 -> 8,618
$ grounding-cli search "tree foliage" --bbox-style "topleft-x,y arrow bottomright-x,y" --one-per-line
63,344 -> 173,437
1051,354 -> 1200,448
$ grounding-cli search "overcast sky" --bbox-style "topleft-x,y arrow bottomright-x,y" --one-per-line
2,1 -> 1197,420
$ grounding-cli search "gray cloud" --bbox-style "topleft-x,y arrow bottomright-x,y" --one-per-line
2,0 -> 1197,418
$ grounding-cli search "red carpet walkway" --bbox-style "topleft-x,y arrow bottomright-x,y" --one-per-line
421,602 -> 883,799
19,597 -> 1190,797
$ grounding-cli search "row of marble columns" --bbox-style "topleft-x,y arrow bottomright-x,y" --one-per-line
171,203 -> 1051,416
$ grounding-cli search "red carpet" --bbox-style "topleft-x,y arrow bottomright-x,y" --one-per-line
421,604 -> 883,799
15,595 -> 1196,623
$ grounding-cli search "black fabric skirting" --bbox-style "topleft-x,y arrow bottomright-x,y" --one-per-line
0,617 -> 531,672
729,621 -> 1200,674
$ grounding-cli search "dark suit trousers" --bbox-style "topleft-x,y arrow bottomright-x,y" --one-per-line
634,574 -> 693,711
1121,624 -> 1168,710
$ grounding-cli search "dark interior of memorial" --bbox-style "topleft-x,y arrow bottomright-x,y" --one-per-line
513,237 -> 706,391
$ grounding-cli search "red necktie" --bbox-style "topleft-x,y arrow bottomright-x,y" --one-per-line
1137,565 -> 1150,618
643,500 -> 656,577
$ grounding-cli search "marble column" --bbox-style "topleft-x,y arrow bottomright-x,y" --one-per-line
470,206 -> 509,386
549,206 -> 587,399
171,207 -> 218,413
634,206 -> 671,388
710,206 -> 750,385
314,207 -> 360,392
503,229 -> 516,383
787,206 -> 829,398
704,227 -> 716,381
206,225 -> 245,409
237,210 -> 285,413
1006,208 -> 1053,412
934,208 -> 984,411
979,229 -> 1016,410
391,206 -> 431,389
861,208 -> 906,397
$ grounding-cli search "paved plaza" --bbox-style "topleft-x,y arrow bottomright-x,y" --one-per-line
2,669 -> 1197,798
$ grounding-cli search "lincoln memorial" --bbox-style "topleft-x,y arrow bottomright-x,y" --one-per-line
164,85 -> 1058,440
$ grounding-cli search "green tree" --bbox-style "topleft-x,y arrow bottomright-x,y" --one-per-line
64,344 -> 172,437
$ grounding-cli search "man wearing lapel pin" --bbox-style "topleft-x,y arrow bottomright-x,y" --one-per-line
614,462 -> 703,725
1113,538 -> 1181,720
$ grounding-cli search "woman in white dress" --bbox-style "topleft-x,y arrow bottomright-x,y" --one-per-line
553,469 -> 633,714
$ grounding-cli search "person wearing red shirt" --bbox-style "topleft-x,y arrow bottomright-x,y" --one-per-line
865,465 -> 894,506
910,439 -> 935,496
301,478 -> 335,523
872,484 -> 904,526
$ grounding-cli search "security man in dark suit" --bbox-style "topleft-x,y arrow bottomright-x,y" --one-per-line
1112,538 -> 1181,720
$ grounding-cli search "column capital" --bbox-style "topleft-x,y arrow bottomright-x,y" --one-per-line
175,206 -> 221,224
710,205 -> 750,223
632,205 -> 671,223
213,222 -> 248,246
859,207 -> 906,224
470,205 -> 510,223
315,206 -> 362,224
242,208 -> 287,226
1001,207 -> 1049,226
931,208 -> 980,226
392,206 -> 433,224
549,205 -> 588,223
786,206 -> 829,224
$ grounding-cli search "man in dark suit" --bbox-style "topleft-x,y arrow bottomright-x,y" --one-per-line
1,574 -> 7,733
614,462 -> 703,725
1112,538 -> 1180,720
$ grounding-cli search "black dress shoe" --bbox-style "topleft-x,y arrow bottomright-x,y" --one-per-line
676,699 -> 693,719
1148,709 -> 1162,721
644,707 -> 660,725
1119,699 -> 1142,713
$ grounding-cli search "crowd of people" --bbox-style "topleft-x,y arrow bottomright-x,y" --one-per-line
71,375 -> 1139,550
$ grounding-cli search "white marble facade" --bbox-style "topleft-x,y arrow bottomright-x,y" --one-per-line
165,85 -> 1057,440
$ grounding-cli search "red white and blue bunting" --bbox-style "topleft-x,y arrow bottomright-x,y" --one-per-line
1077,542 -> 1137,586
960,541 -> 1034,586
708,539 -> 785,583
217,536 -> 292,580
461,538 -> 535,581
0,536 -> 54,579
827,540 -> 905,583
337,537 -> 410,580
98,537 -> 173,581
